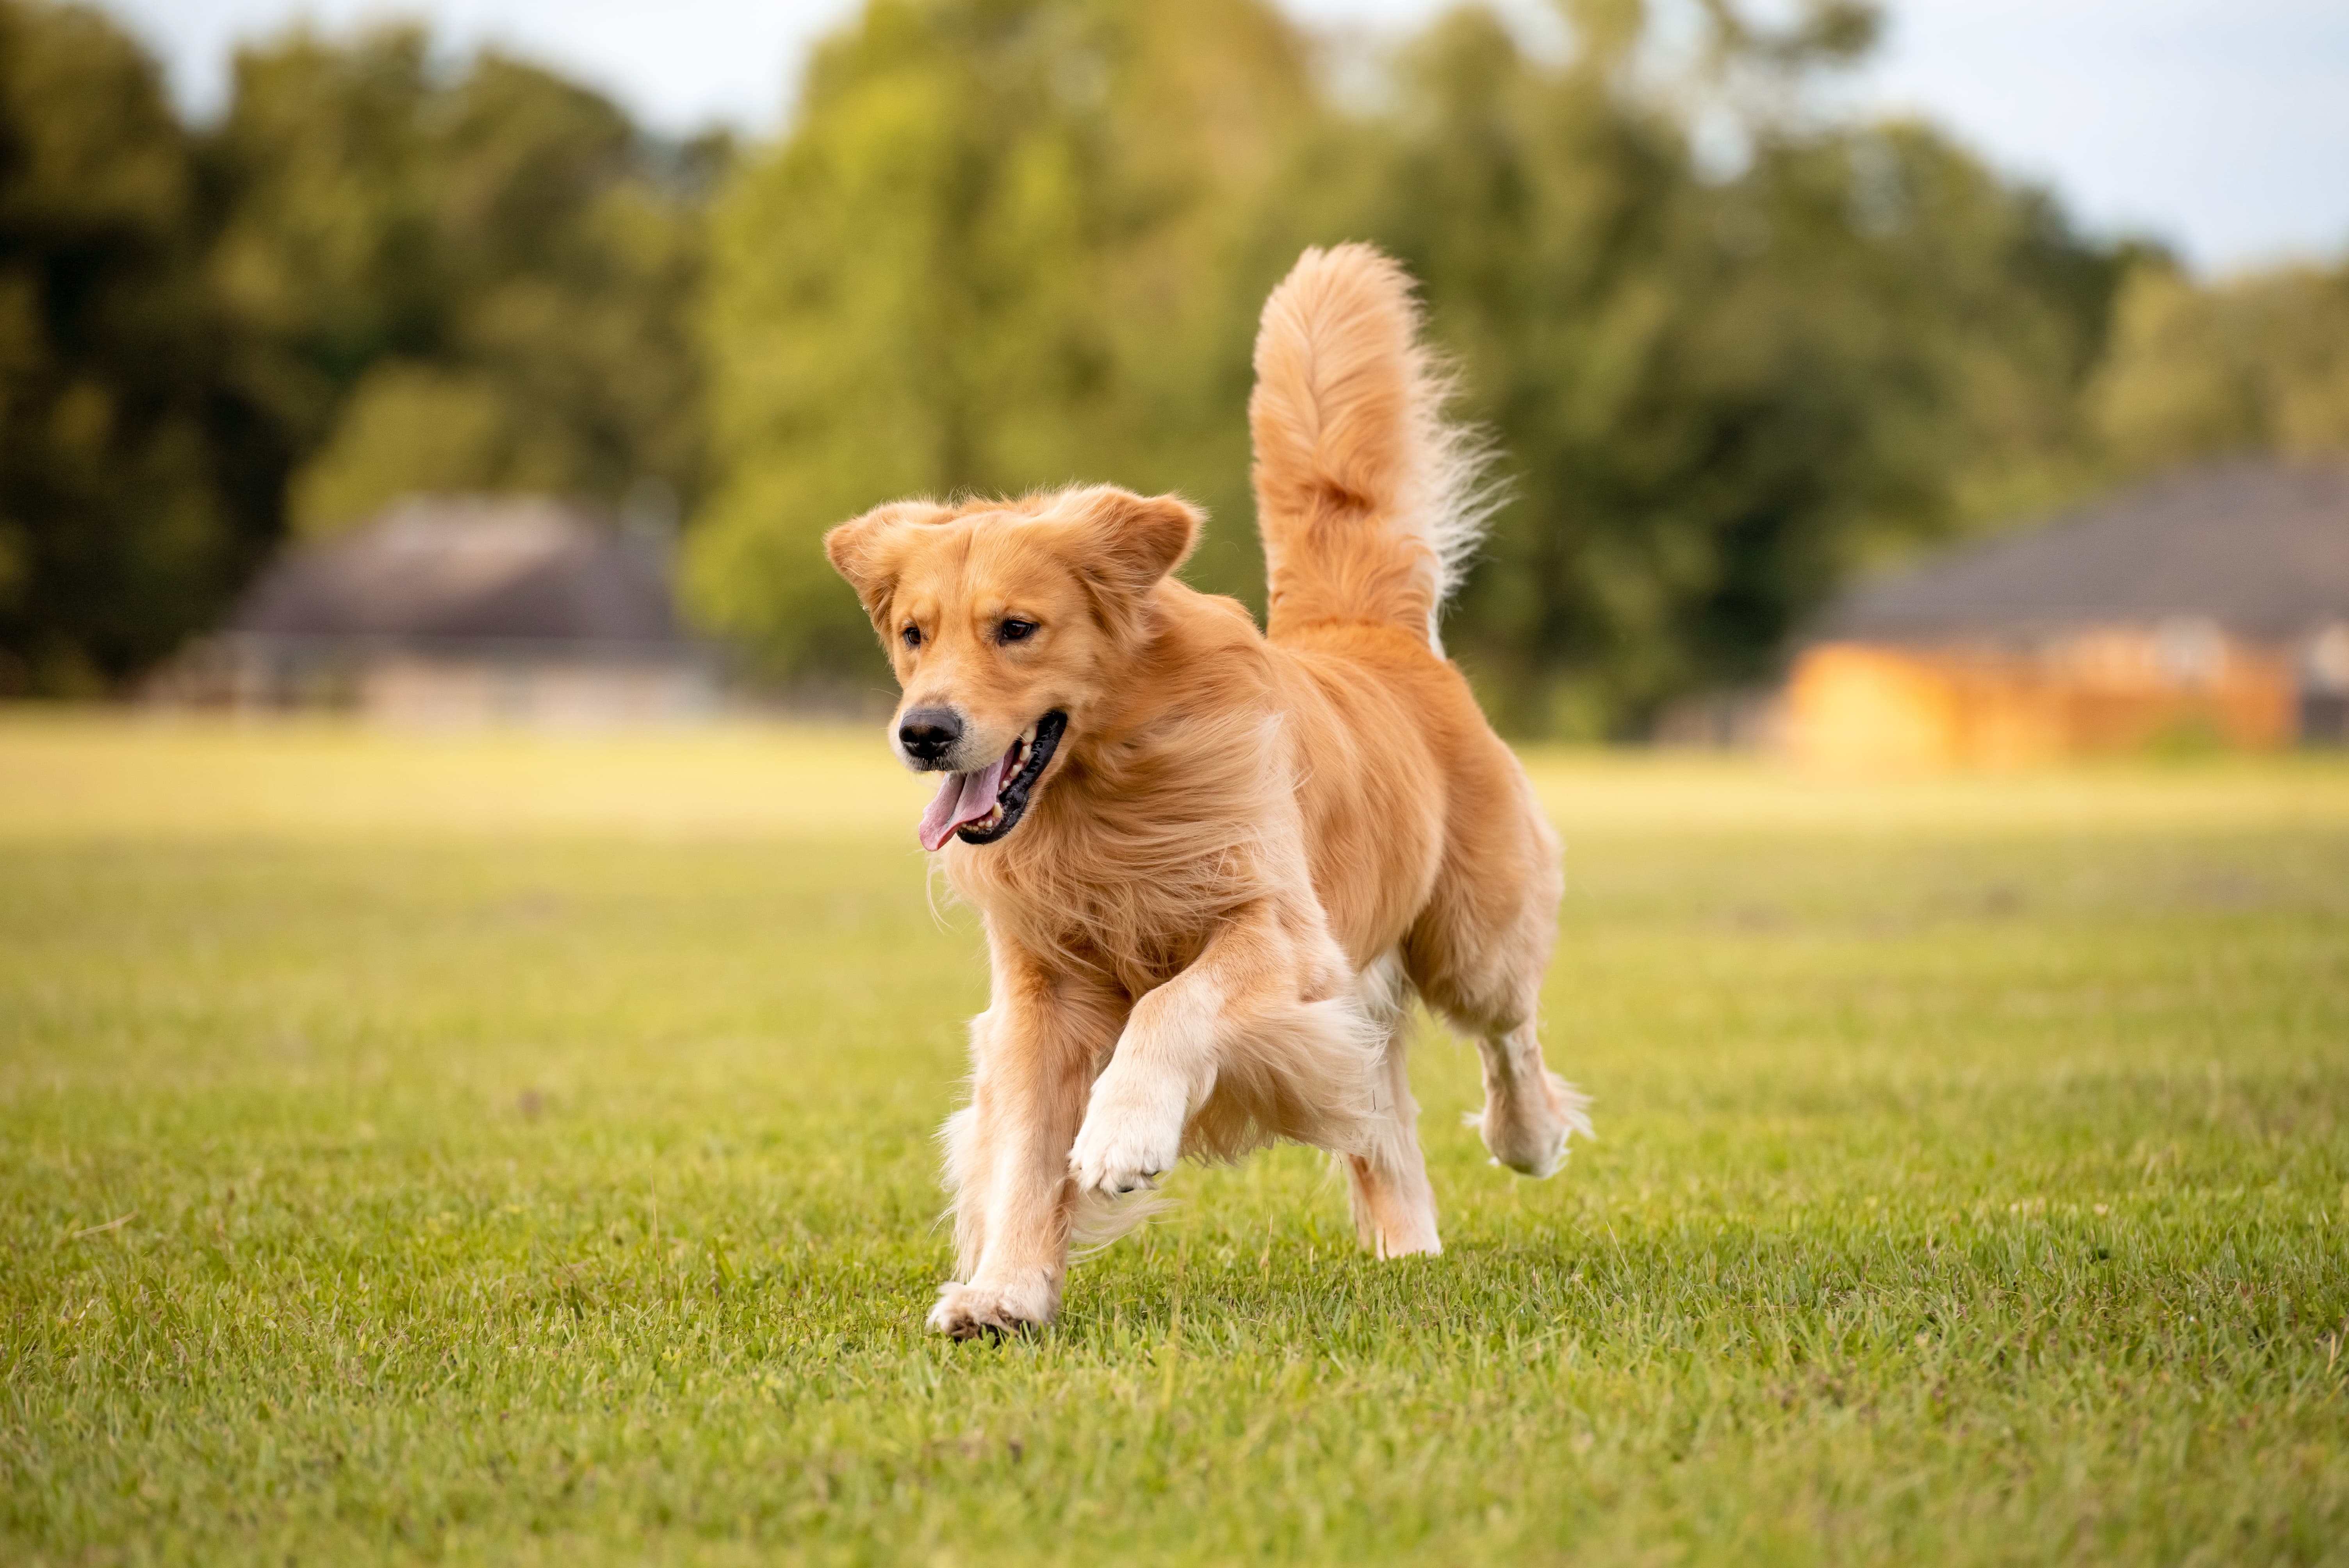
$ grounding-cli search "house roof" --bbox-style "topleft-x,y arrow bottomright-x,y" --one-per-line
230,496 -> 690,651
1815,460 -> 2349,645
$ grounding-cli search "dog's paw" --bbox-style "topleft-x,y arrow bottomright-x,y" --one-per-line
927,1277 -> 1055,1341
1068,1073 -> 1185,1197
1471,1070 -> 1593,1178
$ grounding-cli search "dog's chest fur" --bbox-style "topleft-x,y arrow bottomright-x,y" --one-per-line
943,732 -> 1282,996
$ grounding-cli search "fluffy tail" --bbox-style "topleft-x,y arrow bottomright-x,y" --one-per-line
1248,243 -> 1497,648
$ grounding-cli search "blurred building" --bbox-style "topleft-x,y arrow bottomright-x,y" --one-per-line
1788,461 -> 2349,769
166,496 -> 715,725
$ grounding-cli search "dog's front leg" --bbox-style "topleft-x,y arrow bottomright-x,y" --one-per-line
929,944 -> 1125,1340
1069,904 -> 1345,1197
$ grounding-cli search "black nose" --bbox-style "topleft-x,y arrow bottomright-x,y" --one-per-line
898,706 -> 963,764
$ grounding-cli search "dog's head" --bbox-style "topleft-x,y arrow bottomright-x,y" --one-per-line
824,485 -> 1200,850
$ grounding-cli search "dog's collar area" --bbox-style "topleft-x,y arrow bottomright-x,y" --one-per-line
957,709 -> 1067,846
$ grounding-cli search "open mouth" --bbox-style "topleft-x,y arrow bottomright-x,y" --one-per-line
916,711 -> 1067,851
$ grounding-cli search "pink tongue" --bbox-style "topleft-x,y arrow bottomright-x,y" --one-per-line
918,753 -> 1010,851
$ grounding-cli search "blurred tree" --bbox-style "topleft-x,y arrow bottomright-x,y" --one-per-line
2090,257 -> 2349,473
0,0 -> 2289,717
691,0 -> 2135,731
0,0 -> 279,693
205,28 -> 719,536
0,11 -> 722,692
286,361 -> 590,528
201,25 -> 438,459
1364,6 -> 2135,731
686,0 -> 1317,681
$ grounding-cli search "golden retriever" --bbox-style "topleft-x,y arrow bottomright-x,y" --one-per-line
824,244 -> 1589,1338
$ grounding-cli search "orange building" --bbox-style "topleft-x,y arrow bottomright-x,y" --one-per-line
1787,462 -> 2349,771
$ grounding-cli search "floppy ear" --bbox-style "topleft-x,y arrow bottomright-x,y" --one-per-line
1056,487 -> 1202,605
824,501 -> 947,621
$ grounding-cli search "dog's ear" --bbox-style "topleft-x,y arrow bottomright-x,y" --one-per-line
1055,488 -> 1202,608
824,501 -> 949,621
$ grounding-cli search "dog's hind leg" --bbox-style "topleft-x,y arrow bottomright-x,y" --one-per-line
1340,952 -> 1440,1256
929,944 -> 1127,1340
1468,1021 -> 1591,1177
1406,748 -> 1592,1179
1340,1046 -> 1442,1254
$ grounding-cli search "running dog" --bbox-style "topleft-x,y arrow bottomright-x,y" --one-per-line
823,243 -> 1589,1338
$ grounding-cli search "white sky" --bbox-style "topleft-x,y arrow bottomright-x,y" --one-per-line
96,0 -> 2349,273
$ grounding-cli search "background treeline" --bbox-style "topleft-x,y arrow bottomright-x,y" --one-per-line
6,0 -> 2347,731
0,2 -> 717,693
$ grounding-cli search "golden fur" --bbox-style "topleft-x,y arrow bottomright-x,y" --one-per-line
825,244 -> 1589,1338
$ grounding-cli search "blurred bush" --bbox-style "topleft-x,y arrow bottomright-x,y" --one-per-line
3,0 -> 2345,729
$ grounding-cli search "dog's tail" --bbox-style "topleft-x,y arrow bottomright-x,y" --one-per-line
1248,243 -> 1498,649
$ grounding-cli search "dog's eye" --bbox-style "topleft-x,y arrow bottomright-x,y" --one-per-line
901,625 -> 922,649
999,618 -> 1037,644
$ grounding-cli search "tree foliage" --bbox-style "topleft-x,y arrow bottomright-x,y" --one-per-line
0,1 -> 266,691
686,0 -> 2140,731
0,2 -> 716,693
2091,257 -> 2349,473
689,0 -> 1316,678
1361,9 -> 2138,729
3,0 -> 2344,717
207,27 -> 720,537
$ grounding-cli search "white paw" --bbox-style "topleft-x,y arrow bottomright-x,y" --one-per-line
927,1277 -> 1054,1340
1068,1070 -> 1186,1197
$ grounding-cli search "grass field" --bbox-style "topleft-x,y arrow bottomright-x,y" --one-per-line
3,713 -> 2346,1565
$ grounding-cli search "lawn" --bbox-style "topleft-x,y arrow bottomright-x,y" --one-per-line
2,713 -> 2345,1565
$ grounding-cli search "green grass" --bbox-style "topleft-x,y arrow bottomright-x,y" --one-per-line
3,713 -> 2346,1565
